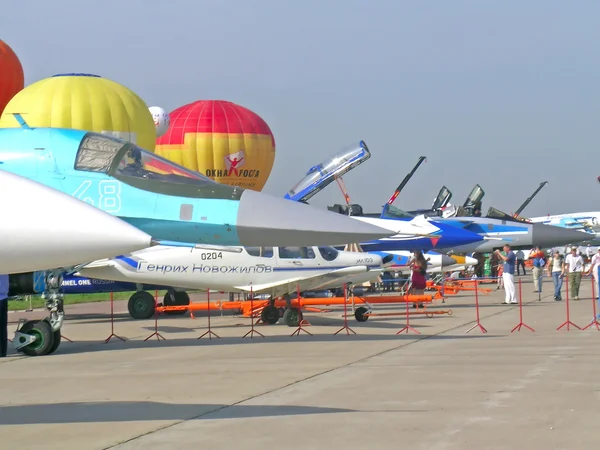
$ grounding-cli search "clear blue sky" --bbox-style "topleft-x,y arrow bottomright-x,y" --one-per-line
2,0 -> 599,217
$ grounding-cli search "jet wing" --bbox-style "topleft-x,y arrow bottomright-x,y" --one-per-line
233,266 -> 370,293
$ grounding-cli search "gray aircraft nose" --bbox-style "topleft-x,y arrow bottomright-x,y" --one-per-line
441,255 -> 457,267
236,190 -> 394,246
532,223 -> 592,248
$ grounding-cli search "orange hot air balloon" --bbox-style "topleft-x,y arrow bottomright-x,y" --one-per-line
155,100 -> 275,191
0,40 -> 24,115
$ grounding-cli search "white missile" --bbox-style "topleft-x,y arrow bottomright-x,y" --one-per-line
0,170 -> 153,274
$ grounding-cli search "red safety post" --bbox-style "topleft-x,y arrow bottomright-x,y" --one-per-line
511,278 -> 534,332
466,279 -> 487,334
334,283 -> 356,335
557,274 -> 581,331
243,285 -> 264,339
198,290 -> 220,339
144,289 -> 166,341
582,275 -> 600,331
104,291 -> 125,343
291,284 -> 312,337
396,290 -> 420,335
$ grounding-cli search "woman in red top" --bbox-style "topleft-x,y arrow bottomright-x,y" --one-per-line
410,250 -> 428,308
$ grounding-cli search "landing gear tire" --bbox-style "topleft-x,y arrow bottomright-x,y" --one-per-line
18,320 -> 55,357
354,306 -> 369,322
260,305 -> 280,325
48,330 -> 62,354
163,291 -> 190,315
283,308 -> 303,327
128,291 -> 155,319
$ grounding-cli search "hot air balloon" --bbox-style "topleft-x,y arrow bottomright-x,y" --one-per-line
0,39 -> 24,115
149,106 -> 170,137
0,73 -> 156,150
155,100 -> 275,191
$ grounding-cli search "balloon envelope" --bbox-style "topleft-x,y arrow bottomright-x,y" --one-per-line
155,100 -> 275,191
0,40 -> 24,115
149,106 -> 170,137
0,73 -> 156,150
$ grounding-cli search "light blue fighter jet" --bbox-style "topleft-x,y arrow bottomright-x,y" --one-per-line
0,120 -> 395,355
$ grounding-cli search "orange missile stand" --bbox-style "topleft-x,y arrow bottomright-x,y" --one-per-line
156,292 -> 452,326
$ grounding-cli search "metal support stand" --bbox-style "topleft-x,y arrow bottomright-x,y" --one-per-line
396,290 -> 420,335
583,273 -> 600,331
104,291 -> 126,343
144,290 -> 166,341
243,285 -> 264,339
198,290 -> 220,339
334,283 -> 356,335
557,276 -> 581,331
466,280 -> 487,334
291,284 -> 312,337
511,278 -> 534,332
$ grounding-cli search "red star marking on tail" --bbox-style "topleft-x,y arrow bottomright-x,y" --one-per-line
430,237 -> 440,247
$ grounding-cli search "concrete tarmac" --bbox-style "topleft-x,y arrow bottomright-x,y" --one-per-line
1,277 -> 599,450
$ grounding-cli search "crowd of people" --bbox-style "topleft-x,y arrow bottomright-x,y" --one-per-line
491,244 -> 600,304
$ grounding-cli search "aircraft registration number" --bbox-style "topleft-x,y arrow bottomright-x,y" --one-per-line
356,258 -> 374,264
201,252 -> 223,260
72,180 -> 122,213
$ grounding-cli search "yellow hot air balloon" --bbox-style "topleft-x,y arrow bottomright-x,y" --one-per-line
155,100 -> 276,191
0,73 -> 156,150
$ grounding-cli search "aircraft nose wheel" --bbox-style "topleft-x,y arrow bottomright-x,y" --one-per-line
354,306 -> 369,322
260,305 -> 280,324
163,291 -> 190,315
15,320 -> 55,356
128,291 -> 156,319
283,308 -> 303,327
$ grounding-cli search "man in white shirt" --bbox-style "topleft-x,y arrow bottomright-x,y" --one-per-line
565,247 -> 584,300
586,247 -> 600,300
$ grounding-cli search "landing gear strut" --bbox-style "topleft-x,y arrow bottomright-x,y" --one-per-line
13,270 -> 64,356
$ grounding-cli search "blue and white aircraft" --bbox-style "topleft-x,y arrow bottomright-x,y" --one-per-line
284,141 -> 484,251
285,142 -> 590,253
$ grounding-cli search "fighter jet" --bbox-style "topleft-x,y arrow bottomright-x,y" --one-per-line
286,144 -> 589,252
0,125 -> 391,248
284,141 -> 484,251
74,244 -> 393,326
0,170 -> 152,274
0,124 -> 396,355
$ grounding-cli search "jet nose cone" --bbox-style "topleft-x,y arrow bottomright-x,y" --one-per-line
441,254 -> 457,267
0,171 -> 153,274
532,224 -> 592,248
465,256 -> 479,266
236,190 -> 394,246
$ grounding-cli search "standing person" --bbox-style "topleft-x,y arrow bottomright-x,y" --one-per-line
547,250 -> 564,301
410,250 -> 428,308
0,274 -> 8,358
585,247 -> 600,300
515,249 -> 526,275
586,244 -> 593,261
496,260 -> 504,290
495,245 -> 518,304
564,247 -> 584,300
530,246 -> 546,294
